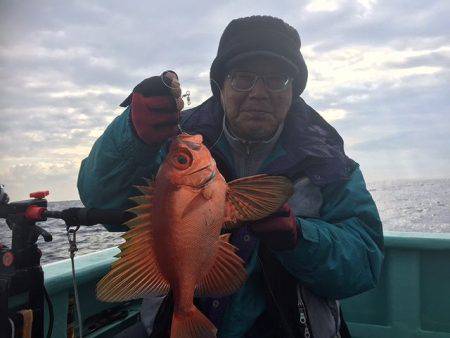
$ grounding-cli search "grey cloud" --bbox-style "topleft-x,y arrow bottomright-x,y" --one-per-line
0,162 -> 80,201
349,148 -> 450,182
297,0 -> 450,52
311,68 -> 450,118
350,129 -> 450,152
384,50 -> 450,69
1,0 -> 449,199
305,66 -> 449,176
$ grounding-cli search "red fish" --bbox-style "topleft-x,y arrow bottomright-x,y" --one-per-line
97,133 -> 293,338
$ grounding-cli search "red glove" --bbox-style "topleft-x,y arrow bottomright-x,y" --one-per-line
120,71 -> 184,147
249,203 -> 298,251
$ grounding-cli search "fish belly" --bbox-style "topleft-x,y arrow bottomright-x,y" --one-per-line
153,187 -> 225,311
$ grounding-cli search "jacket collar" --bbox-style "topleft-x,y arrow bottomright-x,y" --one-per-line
180,96 -> 355,186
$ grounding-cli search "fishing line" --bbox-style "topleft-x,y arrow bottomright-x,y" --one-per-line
67,228 -> 83,338
257,255 -> 294,337
71,256 -> 83,338
8,318 -> 14,338
44,286 -> 54,338
160,71 -> 226,152
207,77 -> 226,151
160,71 -> 190,134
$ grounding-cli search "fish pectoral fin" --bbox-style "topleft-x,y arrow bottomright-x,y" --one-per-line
195,234 -> 247,297
224,174 -> 294,224
96,222 -> 169,302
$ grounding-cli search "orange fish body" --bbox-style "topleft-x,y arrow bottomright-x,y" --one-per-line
97,133 -> 293,338
153,134 -> 228,322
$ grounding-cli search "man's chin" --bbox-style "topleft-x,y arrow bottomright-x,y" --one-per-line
240,125 -> 277,141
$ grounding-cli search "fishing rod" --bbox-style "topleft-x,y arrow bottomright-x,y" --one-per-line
0,185 -> 132,338
0,73 -> 191,338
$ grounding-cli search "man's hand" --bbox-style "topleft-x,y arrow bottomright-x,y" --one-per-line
248,203 -> 298,251
121,71 -> 184,147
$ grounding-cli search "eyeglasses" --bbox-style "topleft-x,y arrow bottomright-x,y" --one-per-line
227,71 -> 292,92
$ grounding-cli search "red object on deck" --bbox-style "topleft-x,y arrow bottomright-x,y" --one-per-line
2,251 -> 14,267
25,205 -> 46,221
30,191 -> 49,199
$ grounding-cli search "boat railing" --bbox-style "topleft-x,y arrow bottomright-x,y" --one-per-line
341,230 -> 450,338
8,231 -> 450,337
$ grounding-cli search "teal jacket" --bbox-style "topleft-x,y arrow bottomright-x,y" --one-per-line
78,98 -> 383,337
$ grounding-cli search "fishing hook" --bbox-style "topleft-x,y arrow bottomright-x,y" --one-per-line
160,71 -> 191,134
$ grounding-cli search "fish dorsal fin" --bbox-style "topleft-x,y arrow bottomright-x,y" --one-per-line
129,195 -> 152,205
96,179 -> 169,302
134,184 -> 155,195
125,179 -> 155,227
225,174 -> 293,225
194,234 -> 247,297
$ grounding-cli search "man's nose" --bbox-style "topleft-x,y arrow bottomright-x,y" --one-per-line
248,77 -> 269,99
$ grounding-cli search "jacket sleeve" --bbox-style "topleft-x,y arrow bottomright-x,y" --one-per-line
77,107 -> 162,231
274,166 -> 384,299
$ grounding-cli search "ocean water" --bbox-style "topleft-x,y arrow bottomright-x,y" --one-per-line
368,178 -> 450,233
0,199 -> 123,265
1,178 -> 449,265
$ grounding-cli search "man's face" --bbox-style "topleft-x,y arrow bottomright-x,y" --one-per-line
221,56 -> 293,141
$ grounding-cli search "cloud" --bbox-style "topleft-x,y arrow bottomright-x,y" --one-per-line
306,0 -> 342,12
0,0 -> 449,200
350,129 -> 449,152
0,161 -> 81,201
320,108 -> 348,122
384,48 -> 450,69
321,1 -> 448,46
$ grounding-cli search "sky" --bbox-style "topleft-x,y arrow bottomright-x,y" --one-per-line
0,0 -> 449,201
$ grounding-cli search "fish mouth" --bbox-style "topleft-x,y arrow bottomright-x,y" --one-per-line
187,165 -> 211,176
185,165 -> 216,188
197,170 -> 216,188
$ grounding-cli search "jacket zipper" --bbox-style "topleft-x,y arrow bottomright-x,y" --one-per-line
297,284 -> 312,338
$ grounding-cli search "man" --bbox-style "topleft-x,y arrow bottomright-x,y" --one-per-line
78,15 -> 383,337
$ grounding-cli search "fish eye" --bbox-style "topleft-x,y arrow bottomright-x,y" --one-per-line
172,150 -> 193,169
177,155 -> 188,164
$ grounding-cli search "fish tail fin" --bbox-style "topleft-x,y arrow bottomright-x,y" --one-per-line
170,306 -> 217,338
